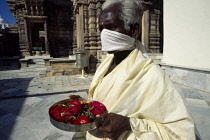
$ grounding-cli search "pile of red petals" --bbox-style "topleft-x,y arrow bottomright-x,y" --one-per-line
49,99 -> 106,125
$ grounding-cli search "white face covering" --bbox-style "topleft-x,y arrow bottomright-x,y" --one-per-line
100,29 -> 136,52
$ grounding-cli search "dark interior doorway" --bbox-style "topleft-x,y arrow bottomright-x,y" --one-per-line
30,22 -> 45,52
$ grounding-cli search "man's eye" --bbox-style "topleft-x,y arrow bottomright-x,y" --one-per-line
109,26 -> 116,30
106,25 -> 116,30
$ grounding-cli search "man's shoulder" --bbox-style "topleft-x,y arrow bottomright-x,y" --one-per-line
143,62 -> 166,78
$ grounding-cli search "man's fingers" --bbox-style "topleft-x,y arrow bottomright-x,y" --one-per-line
102,117 -> 110,126
102,131 -> 118,140
69,95 -> 81,99
98,124 -> 113,133
96,112 -> 108,118
95,117 -> 103,128
95,114 -> 110,128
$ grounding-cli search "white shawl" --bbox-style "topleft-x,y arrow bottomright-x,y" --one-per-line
87,43 -> 195,140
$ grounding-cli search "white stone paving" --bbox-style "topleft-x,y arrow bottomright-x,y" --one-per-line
0,66 -> 209,140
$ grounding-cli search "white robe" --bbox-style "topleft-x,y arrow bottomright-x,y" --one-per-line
87,43 -> 195,140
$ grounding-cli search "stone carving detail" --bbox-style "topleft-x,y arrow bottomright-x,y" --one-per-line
7,0 -> 73,57
6,0 -> 163,72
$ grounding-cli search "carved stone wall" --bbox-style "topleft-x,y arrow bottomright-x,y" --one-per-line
45,0 -> 73,57
0,26 -> 20,57
7,0 -> 73,57
141,0 -> 163,53
73,0 -> 163,72
6,0 -> 163,73
73,0 -> 105,73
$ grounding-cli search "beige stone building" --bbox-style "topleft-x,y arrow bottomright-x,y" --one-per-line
5,0 -> 163,73
0,15 -> 19,57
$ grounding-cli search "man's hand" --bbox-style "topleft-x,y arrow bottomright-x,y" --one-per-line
96,113 -> 131,140
69,95 -> 81,99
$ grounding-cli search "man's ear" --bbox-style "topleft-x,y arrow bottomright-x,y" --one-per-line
131,23 -> 140,38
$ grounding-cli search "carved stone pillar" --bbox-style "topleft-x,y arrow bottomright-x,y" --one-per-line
96,1 -> 102,41
44,18 -> 50,55
142,8 -> 150,51
24,18 -> 31,55
84,3 -> 88,47
96,1 -> 103,60
76,4 -> 84,50
88,1 -> 97,47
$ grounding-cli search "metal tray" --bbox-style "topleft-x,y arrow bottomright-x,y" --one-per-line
49,99 -> 96,132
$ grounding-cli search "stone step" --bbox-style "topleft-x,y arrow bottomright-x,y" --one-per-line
29,58 -> 45,65
24,55 -> 50,65
148,53 -> 163,59
28,64 -> 46,68
148,53 -> 163,65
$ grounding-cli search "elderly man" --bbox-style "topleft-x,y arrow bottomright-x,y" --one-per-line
87,0 -> 196,139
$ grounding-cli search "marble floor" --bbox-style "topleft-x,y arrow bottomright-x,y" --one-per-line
0,65 -> 209,140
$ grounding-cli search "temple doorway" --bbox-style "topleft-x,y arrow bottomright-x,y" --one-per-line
29,22 -> 46,56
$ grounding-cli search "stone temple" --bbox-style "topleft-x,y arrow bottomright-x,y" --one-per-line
2,0 -> 163,74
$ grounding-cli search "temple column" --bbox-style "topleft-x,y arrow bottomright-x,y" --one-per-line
88,1 -> 97,47
142,8 -> 150,51
84,3 -> 88,47
76,4 -> 84,50
24,18 -> 31,55
96,1 -> 103,60
44,18 -> 50,55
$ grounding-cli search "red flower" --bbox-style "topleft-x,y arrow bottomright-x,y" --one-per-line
50,105 -> 72,122
69,99 -> 81,106
74,115 -> 90,125
62,110 -> 74,119
89,101 -> 106,116
49,99 -> 107,125
67,119 -> 75,124
69,105 -> 82,115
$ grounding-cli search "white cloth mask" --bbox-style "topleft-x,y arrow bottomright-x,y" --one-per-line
100,29 -> 136,52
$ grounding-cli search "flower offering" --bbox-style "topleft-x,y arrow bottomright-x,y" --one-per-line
49,99 -> 106,125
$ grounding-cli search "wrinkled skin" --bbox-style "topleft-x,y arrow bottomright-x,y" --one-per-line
96,113 -> 131,140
